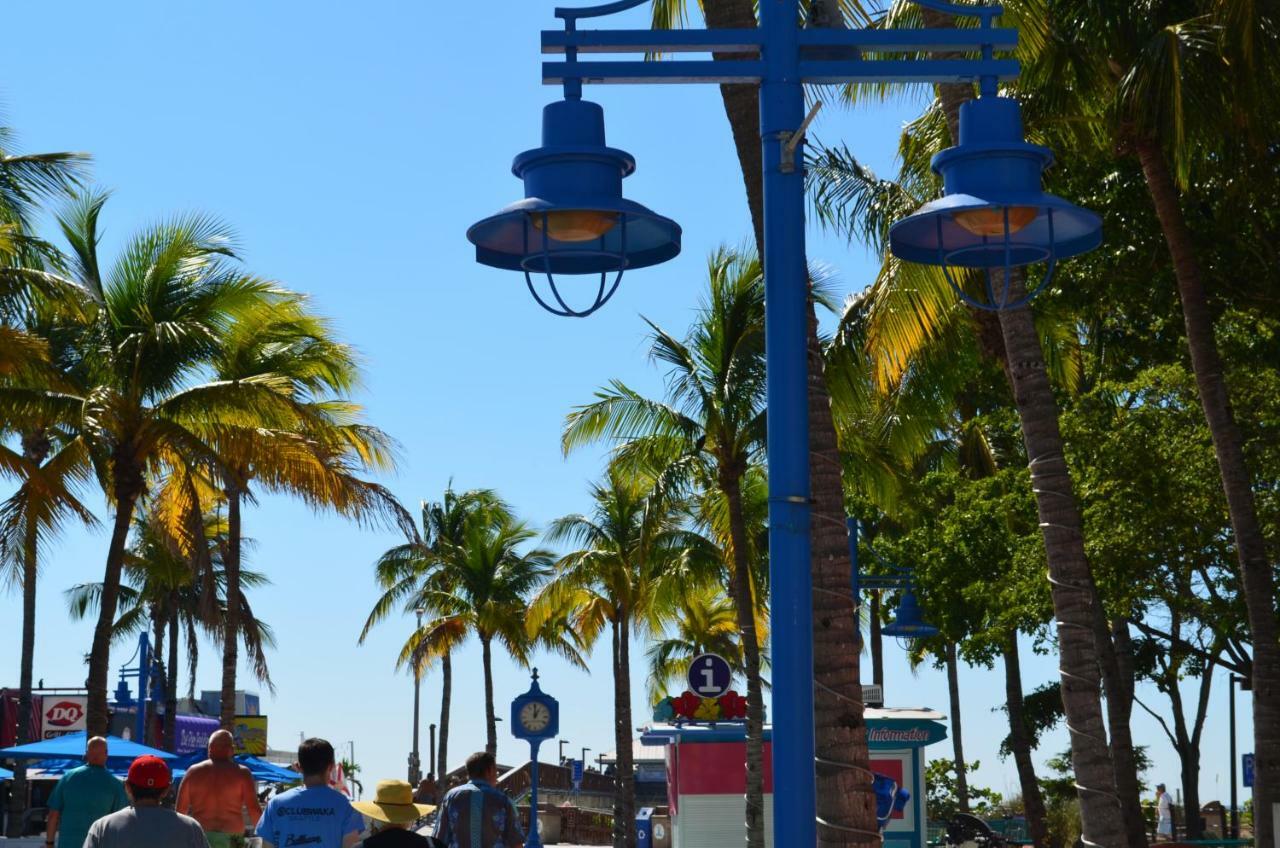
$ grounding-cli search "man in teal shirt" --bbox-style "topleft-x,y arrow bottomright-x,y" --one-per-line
45,736 -> 129,848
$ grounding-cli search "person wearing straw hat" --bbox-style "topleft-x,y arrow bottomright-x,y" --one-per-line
351,780 -> 437,847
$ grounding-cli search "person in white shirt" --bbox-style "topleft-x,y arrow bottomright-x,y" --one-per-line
1155,782 -> 1174,841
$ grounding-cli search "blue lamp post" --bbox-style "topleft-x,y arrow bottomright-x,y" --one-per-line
468,2 -> 1100,844
114,631 -> 153,743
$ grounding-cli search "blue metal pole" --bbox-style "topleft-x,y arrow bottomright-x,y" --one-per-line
134,632 -> 150,744
760,0 -> 817,844
528,741 -> 543,848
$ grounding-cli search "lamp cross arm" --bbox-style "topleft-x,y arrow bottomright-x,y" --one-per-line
543,57 -> 1017,86
542,27 -> 1017,55
856,575 -> 919,590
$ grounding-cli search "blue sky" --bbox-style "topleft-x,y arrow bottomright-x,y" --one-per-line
0,0 -> 1251,811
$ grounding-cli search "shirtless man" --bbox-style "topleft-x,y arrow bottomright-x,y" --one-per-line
174,730 -> 262,848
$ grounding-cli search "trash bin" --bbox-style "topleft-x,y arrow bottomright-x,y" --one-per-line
650,812 -> 672,848
636,807 -> 654,848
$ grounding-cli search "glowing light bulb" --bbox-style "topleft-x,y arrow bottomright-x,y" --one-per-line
531,210 -> 619,243
952,206 -> 1038,237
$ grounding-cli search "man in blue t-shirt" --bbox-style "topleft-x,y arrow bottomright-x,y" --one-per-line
45,735 -> 129,848
256,738 -> 364,848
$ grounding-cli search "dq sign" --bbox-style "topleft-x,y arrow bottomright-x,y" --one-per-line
42,696 -> 87,739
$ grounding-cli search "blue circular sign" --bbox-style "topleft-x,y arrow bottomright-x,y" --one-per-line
687,653 -> 733,698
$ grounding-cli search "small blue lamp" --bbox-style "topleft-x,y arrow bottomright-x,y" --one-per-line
467,97 -> 681,318
113,677 -> 134,708
880,590 -> 939,650
889,96 -> 1102,311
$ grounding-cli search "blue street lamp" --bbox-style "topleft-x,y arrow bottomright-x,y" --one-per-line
468,2 -> 1100,844
848,519 -> 939,651
114,631 -> 153,743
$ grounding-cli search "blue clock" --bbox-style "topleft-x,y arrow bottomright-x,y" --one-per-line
511,669 -> 558,848
511,668 -> 559,741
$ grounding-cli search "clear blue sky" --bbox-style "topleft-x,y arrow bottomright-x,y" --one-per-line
0,0 -> 1249,811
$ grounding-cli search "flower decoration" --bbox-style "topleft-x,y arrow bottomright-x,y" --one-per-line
653,697 -> 676,723
694,697 -> 722,721
673,691 -> 703,719
718,690 -> 747,720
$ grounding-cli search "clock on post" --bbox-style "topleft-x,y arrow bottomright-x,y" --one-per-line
511,668 -> 559,848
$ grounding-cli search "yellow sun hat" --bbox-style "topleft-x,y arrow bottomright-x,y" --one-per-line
351,779 -> 436,824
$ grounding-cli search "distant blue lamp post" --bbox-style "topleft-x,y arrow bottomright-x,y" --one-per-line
114,631 -> 153,743
468,2 -> 1100,843
848,519 -> 940,651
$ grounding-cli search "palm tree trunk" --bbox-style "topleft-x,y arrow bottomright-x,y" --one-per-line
810,301 -> 878,846
438,651 -> 451,778
719,466 -> 766,848
8,435 -> 45,836
165,601 -> 179,752
1134,137 -> 1280,846
1101,618 -> 1148,847
481,636 -> 497,756
945,642 -> 970,813
220,483 -> 243,729
87,482 -> 143,736
615,612 -> 638,848
1003,634 -> 1050,848
995,273 -> 1125,847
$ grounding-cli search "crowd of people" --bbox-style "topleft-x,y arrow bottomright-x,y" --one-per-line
43,735 -> 527,848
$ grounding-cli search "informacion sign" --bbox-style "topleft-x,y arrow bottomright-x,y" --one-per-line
1243,753 -> 1255,788
41,696 -> 87,739
687,653 -> 732,699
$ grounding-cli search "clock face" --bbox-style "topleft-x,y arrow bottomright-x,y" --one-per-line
519,700 -> 552,734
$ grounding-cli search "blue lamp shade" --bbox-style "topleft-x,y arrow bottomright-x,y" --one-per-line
467,99 -> 681,317
889,97 -> 1102,310
880,591 -> 939,640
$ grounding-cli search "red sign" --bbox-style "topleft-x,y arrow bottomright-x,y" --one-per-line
46,701 -> 85,727
41,695 -> 87,738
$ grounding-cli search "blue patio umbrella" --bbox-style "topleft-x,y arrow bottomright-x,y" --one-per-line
0,765 -> 12,780
0,732 -> 175,762
169,750 -> 300,783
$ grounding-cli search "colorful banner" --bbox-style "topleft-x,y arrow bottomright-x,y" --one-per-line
231,715 -> 268,755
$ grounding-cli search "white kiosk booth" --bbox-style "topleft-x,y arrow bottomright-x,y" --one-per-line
641,707 -> 947,848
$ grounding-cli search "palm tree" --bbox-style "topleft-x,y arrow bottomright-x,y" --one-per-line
203,292 -> 406,729
0,132 -> 90,836
646,3 -> 884,839
361,486 -> 508,777
1017,2 -> 1280,834
646,588 -> 746,702
531,468 -> 714,848
65,502 -> 276,746
563,249 -> 770,848
0,191 -> 293,734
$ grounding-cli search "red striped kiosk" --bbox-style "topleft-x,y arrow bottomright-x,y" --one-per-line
640,707 -> 947,848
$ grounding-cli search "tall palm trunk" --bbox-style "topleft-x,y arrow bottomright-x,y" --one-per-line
614,612 -> 638,848
1101,618 -> 1148,847
165,601 -> 179,752
481,635 -> 497,756
1003,634 -> 1049,848
220,482 -> 243,729
996,274 -> 1124,847
918,16 -> 1124,842
87,468 -> 144,735
8,434 -> 48,836
438,651 -> 451,778
720,466 -> 766,848
1134,137 -> 1280,846
945,642 -> 970,813
693,0 -> 876,840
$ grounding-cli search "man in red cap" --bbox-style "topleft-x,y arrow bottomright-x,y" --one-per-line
83,755 -> 209,847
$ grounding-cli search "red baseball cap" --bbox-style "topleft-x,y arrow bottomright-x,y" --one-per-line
127,755 -> 171,789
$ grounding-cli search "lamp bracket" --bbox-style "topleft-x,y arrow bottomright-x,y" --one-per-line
780,100 -> 823,174
555,0 -> 649,25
